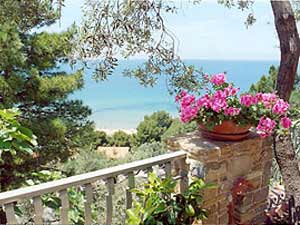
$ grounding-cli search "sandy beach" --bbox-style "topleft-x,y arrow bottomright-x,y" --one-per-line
96,128 -> 137,135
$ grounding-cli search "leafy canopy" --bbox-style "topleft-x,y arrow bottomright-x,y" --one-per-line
134,111 -> 173,146
0,0 -> 92,190
79,0 -> 256,94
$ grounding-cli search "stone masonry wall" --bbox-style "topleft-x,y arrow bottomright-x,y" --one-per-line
167,132 -> 273,225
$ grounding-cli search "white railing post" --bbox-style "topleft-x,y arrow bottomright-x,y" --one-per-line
126,172 -> 135,209
33,196 -> 43,224
105,177 -> 115,225
175,156 -> 189,193
164,161 -> 172,177
0,151 -> 187,224
59,189 -> 69,225
4,203 -> 17,225
84,183 -> 93,225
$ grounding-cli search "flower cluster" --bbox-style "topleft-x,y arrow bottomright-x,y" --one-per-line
176,73 -> 292,138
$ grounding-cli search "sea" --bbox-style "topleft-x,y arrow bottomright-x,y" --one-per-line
68,59 -> 279,130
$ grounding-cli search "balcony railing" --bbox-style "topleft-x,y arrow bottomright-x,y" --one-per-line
0,150 -> 188,225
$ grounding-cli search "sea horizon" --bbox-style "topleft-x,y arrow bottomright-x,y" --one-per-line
68,59 -> 279,130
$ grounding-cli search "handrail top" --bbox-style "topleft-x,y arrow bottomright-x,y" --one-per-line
0,150 -> 187,205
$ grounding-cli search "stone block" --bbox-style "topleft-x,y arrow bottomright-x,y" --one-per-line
218,212 -> 229,225
202,213 -> 218,225
262,136 -> 273,149
245,174 -> 262,189
219,182 -> 232,196
220,146 -> 233,159
253,201 -> 268,215
262,161 -> 272,185
206,203 -> 218,214
203,188 -> 218,200
228,155 -> 253,178
233,209 -> 256,223
166,132 -> 272,225
253,187 -> 269,204
218,193 -> 229,211
205,161 -> 228,181
250,213 -> 267,225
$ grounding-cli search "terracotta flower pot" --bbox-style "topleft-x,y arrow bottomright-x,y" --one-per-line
199,120 -> 251,141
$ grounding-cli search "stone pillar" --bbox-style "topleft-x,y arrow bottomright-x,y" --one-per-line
167,132 -> 273,225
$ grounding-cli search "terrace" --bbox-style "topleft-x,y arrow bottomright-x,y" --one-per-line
0,132 -> 273,225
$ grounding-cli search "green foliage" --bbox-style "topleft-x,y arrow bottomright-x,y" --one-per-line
21,170 -> 95,225
79,1 -> 257,94
126,173 -> 213,225
109,130 -> 132,147
135,111 -> 173,146
249,66 -> 300,181
0,0 -> 63,32
79,0 -> 205,94
161,119 -> 197,141
0,109 -> 37,190
73,128 -> 109,149
61,149 -> 117,176
249,65 -> 277,94
0,0 -> 92,191
129,142 -> 167,161
249,65 -> 300,116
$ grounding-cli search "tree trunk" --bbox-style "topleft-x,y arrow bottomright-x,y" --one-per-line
271,0 -> 300,204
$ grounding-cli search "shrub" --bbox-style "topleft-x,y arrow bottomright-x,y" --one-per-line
109,130 -> 132,147
135,111 -> 173,146
129,142 -> 167,161
161,119 -> 197,141
126,173 -> 214,225
61,148 -> 119,176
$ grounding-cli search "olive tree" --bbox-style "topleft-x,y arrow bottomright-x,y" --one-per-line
79,0 -> 300,203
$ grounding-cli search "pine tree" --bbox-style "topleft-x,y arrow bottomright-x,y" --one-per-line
0,0 -> 92,191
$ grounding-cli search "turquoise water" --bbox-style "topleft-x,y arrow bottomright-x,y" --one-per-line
69,59 -> 278,129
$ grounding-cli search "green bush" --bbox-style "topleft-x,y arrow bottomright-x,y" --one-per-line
135,111 -> 173,146
161,119 -> 197,141
61,148 -> 122,176
249,65 -> 300,182
109,130 -> 132,147
126,173 -> 214,225
129,142 -> 167,161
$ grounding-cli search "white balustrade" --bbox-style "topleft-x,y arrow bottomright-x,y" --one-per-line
0,150 -> 187,224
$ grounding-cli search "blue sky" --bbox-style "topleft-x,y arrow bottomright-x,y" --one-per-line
47,0 -> 279,60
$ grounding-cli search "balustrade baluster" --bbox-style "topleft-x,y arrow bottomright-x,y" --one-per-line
33,196 -> 43,224
126,172 -> 135,209
59,189 -> 69,225
164,161 -> 172,177
0,151 -> 187,225
84,183 -> 93,225
178,157 -> 189,193
4,203 -> 17,225
106,177 -> 115,225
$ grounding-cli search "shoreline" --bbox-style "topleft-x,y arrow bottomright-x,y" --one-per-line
96,128 -> 137,135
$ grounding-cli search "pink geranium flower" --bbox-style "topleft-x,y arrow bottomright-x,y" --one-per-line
224,107 -> 241,116
224,85 -> 239,96
180,105 -> 199,123
272,99 -> 289,115
180,94 -> 195,108
210,90 -> 227,112
211,73 -> 226,86
175,90 -> 188,102
240,94 -> 254,107
256,117 -> 276,138
176,71 -> 291,138
280,117 -> 292,129
196,94 -> 210,109
261,93 -> 278,108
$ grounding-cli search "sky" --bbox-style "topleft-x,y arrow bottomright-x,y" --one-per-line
46,0 -> 280,60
